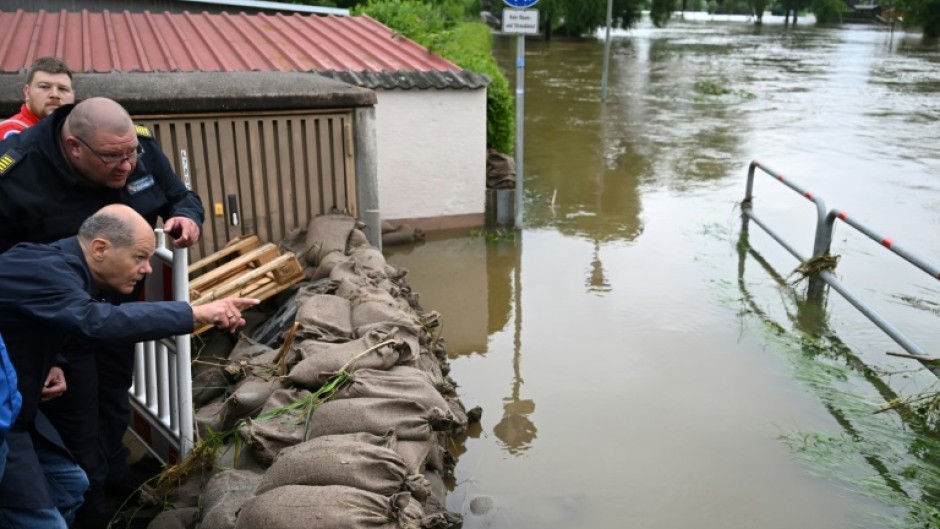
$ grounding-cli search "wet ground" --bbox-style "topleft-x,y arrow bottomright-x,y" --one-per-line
385,14 -> 940,529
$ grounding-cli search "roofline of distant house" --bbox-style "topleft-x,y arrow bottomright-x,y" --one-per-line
180,0 -> 349,15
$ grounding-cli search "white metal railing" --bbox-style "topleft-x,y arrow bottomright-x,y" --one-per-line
129,229 -> 193,458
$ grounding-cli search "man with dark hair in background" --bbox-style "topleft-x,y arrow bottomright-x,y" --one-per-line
0,56 -> 74,139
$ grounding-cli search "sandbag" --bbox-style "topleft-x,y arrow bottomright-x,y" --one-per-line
287,329 -> 401,389
219,376 -> 283,430
192,367 -> 230,407
311,250 -> 349,281
234,486 -> 434,529
333,369 -> 451,418
307,398 -> 451,442
228,335 -> 279,366
255,436 -> 429,501
295,290 -> 352,342
199,470 -> 263,529
349,246 -> 391,278
195,400 -> 225,440
304,214 -> 357,266
239,387 -> 312,465
146,507 -> 199,529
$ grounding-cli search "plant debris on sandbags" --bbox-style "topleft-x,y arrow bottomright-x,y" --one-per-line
286,328 -> 403,388
239,386 -> 312,465
218,376 -> 285,430
255,435 -> 430,501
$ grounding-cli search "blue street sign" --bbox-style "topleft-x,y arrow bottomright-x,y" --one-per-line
504,0 -> 539,7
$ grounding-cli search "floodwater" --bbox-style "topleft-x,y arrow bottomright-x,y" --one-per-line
385,15 -> 940,529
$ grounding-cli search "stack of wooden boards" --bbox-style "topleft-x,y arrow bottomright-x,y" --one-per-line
189,235 -> 304,334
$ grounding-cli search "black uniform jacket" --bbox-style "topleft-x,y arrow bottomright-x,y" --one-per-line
0,237 -> 194,508
0,103 -> 205,253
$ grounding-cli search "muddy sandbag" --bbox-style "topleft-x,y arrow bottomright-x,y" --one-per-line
422,470 -> 447,515
350,246 -> 390,278
228,335 -> 279,366
446,397 -> 469,435
311,250 -> 349,281
395,438 -> 433,475
307,397 -> 450,442
295,290 -> 352,342
287,329 -> 401,389
219,376 -> 283,430
195,400 -> 225,440
304,214 -> 357,266
146,507 -> 199,529
486,148 -> 516,189
239,387 -> 312,465
347,228 -> 370,250
234,486 -> 438,529
255,436 -> 429,501
383,226 -> 425,247
414,352 -> 446,387
200,470 -> 263,529
334,369 -> 451,418
193,367 -> 230,407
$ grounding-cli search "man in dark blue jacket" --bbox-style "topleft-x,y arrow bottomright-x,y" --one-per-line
0,205 -> 256,529
0,97 -> 205,526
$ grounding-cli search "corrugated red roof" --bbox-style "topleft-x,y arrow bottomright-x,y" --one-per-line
0,9 -> 461,74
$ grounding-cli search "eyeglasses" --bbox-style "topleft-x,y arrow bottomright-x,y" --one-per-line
74,135 -> 144,167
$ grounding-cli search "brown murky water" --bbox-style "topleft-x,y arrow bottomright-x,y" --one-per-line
386,15 -> 940,529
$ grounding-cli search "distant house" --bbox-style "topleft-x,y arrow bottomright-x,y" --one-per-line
0,4 -> 490,234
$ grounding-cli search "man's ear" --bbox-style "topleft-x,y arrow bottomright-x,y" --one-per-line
21,84 -> 28,102
89,238 -> 110,261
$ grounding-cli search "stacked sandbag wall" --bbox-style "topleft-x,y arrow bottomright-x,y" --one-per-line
150,214 -> 476,529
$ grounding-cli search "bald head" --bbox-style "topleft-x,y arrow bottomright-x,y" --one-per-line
79,205 -> 156,294
78,204 -> 151,249
68,98 -> 133,140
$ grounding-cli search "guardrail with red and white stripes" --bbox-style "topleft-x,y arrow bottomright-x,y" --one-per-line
743,160 -> 940,377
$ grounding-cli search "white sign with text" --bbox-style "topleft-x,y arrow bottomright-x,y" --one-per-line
502,9 -> 539,35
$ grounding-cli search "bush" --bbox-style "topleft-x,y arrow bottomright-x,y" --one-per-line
356,0 -> 514,153
812,0 -> 845,23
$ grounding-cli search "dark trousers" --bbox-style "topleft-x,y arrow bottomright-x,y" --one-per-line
40,340 -> 134,488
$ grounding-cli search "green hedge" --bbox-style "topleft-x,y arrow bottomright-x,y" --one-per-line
354,0 -> 515,153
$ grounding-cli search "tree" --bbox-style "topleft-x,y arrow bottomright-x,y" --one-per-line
897,0 -> 940,37
649,0 -> 675,27
536,0 -> 645,37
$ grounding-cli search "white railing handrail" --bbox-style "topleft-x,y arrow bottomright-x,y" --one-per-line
130,229 -> 193,458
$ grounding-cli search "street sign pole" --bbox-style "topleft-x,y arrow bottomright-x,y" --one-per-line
502,0 -> 539,230
515,34 -> 525,230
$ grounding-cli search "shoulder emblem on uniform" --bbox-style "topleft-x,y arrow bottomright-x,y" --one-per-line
135,125 -> 153,138
0,148 -> 22,177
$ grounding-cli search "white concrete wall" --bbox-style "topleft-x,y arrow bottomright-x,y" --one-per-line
374,88 -> 487,223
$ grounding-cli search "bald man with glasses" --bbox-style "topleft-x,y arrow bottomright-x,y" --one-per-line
0,97 -> 205,528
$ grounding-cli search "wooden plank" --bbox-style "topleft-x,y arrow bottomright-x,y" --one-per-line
188,243 -> 278,293
187,234 -> 260,275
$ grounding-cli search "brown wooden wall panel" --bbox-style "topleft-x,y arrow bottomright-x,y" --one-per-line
134,110 -> 356,260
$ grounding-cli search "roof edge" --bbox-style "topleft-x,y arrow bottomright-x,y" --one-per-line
0,71 -> 376,116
